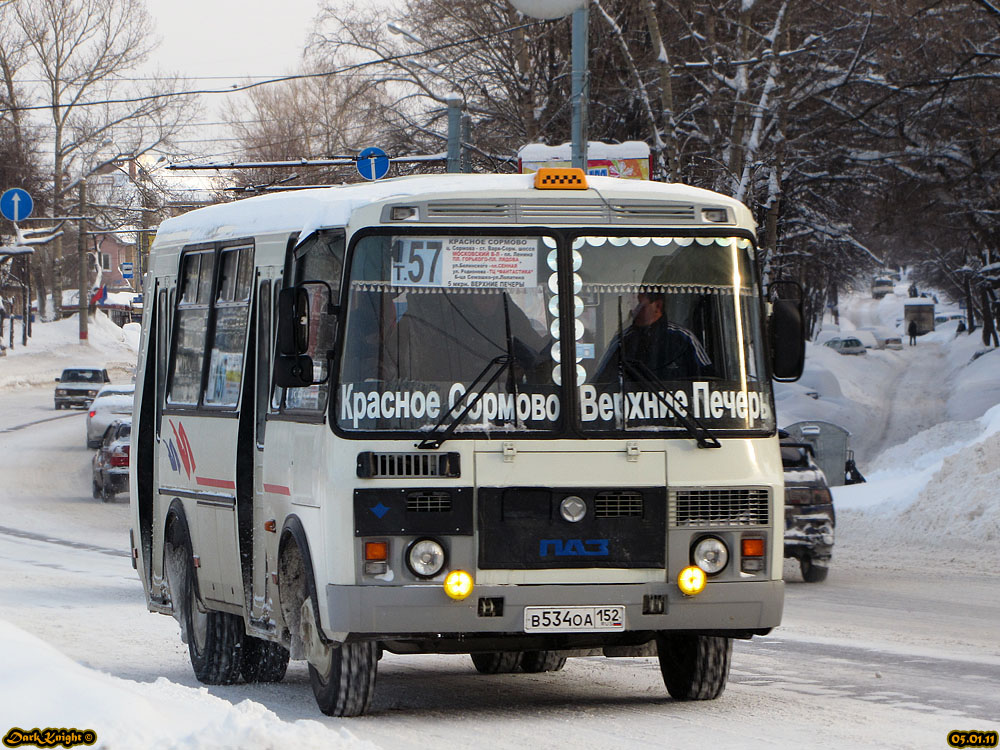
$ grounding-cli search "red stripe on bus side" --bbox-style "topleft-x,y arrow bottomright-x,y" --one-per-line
263,483 -> 291,496
196,476 -> 237,490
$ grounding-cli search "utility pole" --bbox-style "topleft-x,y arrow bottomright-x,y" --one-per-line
78,180 -> 88,341
447,96 -> 462,174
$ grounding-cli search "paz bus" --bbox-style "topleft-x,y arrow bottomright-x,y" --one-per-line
129,168 -> 804,716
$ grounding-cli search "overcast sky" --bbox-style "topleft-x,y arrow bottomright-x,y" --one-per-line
147,0 -> 324,80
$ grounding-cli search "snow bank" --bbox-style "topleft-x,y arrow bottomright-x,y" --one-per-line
0,620 -> 376,750
0,312 -> 138,389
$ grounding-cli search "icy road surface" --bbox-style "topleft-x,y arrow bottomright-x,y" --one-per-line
0,385 -> 997,749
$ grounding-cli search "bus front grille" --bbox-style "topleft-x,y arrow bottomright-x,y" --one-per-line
356,451 -> 461,479
407,491 -> 452,513
671,488 -> 770,527
594,491 -> 644,517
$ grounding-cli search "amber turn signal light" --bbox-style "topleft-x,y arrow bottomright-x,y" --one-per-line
741,538 -> 765,557
365,541 -> 388,561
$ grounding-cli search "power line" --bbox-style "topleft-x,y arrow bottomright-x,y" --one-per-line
0,20 -> 544,115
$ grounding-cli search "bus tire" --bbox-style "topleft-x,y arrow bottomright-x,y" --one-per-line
240,636 -> 290,683
520,650 -> 567,673
470,651 -> 522,674
308,641 -> 378,716
800,556 -> 829,583
656,633 -> 731,700
180,549 -> 244,685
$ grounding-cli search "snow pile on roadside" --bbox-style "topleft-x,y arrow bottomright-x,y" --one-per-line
0,312 -> 139,389
783,293 -> 1000,569
0,620 -> 377,750
837,403 -> 1000,563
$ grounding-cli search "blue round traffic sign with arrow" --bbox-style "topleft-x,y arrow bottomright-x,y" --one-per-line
0,188 -> 33,222
357,147 -> 390,181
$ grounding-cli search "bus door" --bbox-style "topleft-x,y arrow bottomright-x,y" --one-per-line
248,266 -> 282,628
139,275 -> 173,599
258,231 -> 343,582
167,244 -> 254,607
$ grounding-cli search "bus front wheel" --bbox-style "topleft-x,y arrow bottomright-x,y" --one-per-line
179,546 -> 244,685
308,641 -> 378,716
655,633 -> 731,700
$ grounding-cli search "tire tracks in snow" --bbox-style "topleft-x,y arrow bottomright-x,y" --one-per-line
869,341 -> 949,459
0,524 -> 129,558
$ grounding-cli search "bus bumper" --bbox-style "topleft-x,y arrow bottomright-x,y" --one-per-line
323,579 -> 783,637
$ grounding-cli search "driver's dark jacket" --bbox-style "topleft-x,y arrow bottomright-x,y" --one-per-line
593,316 -> 711,383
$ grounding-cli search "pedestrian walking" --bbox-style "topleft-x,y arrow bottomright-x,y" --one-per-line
908,319 -> 918,346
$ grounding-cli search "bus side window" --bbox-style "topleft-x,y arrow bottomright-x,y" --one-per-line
204,246 -> 254,407
168,250 -> 214,405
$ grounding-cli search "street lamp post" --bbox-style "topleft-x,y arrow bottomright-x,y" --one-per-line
508,0 -> 590,170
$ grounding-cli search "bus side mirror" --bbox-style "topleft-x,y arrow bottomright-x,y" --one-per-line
277,287 -> 310,356
770,298 -> 805,381
273,354 -> 316,388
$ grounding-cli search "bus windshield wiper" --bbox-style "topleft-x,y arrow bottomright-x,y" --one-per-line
418,292 -> 519,450
416,354 -> 512,449
620,358 -> 722,449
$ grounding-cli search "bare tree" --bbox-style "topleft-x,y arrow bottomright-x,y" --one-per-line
220,61 -> 392,190
8,0 -> 196,317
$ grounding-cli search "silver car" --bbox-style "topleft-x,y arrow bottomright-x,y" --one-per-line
86,385 -> 135,448
823,337 -> 867,356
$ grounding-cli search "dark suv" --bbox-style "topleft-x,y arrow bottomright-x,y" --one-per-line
54,366 -> 110,409
781,441 -> 835,582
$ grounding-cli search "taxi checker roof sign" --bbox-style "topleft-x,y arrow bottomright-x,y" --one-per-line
0,188 -> 33,222
357,147 -> 389,181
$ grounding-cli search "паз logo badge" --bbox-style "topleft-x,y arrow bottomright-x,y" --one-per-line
2,727 -> 97,748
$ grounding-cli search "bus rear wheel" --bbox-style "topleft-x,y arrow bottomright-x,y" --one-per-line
655,633 -> 731,700
240,635 -> 290,683
180,548 -> 244,685
308,641 -> 378,716
470,651 -> 522,673
520,650 -> 567,673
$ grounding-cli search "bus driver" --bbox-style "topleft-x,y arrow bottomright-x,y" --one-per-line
593,290 -> 712,384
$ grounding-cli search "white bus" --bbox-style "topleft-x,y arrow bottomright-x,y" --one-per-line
129,168 -> 804,716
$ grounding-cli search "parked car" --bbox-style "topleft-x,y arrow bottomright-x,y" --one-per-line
54,366 -> 110,409
884,336 -> 903,350
92,418 -> 131,502
823,337 -> 867,355
782,441 -> 835,582
85,384 -> 135,448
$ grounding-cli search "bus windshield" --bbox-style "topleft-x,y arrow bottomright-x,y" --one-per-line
336,231 -> 773,436
338,233 -> 559,434
577,234 -> 773,433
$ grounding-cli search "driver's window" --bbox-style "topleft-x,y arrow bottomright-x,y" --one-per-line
275,231 -> 345,415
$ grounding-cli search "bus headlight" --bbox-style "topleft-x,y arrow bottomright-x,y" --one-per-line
406,538 -> 446,578
692,536 -> 729,575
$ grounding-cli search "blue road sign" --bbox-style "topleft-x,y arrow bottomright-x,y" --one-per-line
0,188 -> 33,222
357,147 -> 390,181
121,261 -> 134,279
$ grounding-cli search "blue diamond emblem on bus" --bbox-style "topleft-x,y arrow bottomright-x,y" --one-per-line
370,503 -> 390,519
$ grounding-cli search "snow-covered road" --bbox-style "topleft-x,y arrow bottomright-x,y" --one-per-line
1,385 -> 997,749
